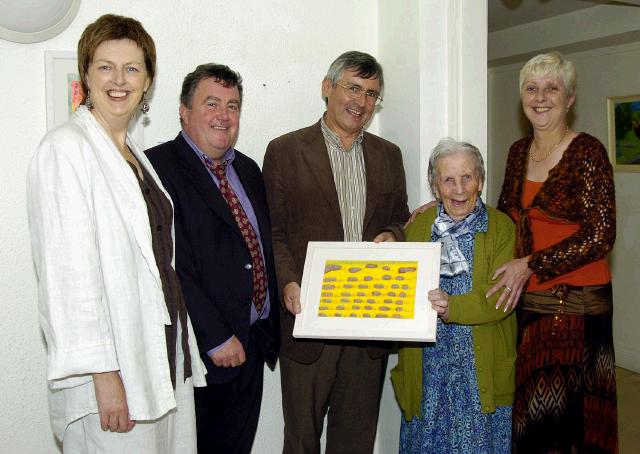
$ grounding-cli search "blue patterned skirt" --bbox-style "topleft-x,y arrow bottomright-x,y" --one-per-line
399,318 -> 512,454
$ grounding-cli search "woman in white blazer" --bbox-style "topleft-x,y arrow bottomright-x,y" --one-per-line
27,14 -> 205,453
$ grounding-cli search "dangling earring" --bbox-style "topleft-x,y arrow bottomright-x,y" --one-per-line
141,91 -> 150,114
85,91 -> 93,110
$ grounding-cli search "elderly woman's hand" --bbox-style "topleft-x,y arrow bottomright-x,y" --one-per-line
428,288 -> 449,321
486,256 -> 533,312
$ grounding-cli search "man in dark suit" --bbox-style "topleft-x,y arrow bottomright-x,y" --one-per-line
262,51 -> 410,454
146,64 -> 279,454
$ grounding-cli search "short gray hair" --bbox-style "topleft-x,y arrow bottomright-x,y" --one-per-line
427,138 -> 485,200
519,51 -> 576,99
323,51 -> 383,102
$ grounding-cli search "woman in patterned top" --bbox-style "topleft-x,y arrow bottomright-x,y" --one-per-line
392,138 -> 517,453
487,51 -> 618,453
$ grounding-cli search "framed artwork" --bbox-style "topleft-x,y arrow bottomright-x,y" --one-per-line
607,94 -> 640,172
45,51 -> 83,130
44,51 -> 144,146
293,241 -> 441,342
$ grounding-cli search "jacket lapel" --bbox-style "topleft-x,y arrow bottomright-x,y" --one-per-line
76,108 -> 161,286
233,155 -> 272,258
362,133 -> 383,234
299,122 -> 342,224
172,134 -> 244,239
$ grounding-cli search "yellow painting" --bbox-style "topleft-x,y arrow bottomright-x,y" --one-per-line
318,260 -> 417,319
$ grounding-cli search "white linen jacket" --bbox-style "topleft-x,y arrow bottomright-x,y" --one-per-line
27,106 -> 206,440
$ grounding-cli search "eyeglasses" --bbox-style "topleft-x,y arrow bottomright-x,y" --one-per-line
336,81 -> 383,105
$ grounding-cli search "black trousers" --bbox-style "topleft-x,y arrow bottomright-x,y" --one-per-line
194,327 -> 265,454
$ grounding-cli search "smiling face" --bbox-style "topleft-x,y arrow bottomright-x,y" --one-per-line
179,77 -> 241,163
85,39 -> 150,131
521,74 -> 575,134
435,152 -> 482,222
322,69 -> 380,145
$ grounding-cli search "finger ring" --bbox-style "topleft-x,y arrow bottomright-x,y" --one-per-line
505,286 -> 512,292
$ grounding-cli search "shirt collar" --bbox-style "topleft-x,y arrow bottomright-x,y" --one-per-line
320,114 -> 364,151
181,130 -> 235,167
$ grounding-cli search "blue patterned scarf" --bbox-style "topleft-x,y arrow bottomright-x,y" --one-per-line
432,199 -> 487,277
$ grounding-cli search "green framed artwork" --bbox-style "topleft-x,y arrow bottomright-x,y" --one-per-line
607,94 -> 640,172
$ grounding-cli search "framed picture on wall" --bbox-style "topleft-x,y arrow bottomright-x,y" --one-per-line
607,94 -> 640,172
44,51 -> 144,146
293,241 -> 441,342
45,51 -> 82,131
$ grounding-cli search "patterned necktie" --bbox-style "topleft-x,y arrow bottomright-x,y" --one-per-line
205,159 -> 267,314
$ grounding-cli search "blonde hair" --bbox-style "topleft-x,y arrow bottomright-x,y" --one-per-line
519,51 -> 576,98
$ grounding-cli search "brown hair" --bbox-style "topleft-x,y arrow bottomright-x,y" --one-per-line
179,63 -> 243,126
180,63 -> 243,108
77,14 -> 156,105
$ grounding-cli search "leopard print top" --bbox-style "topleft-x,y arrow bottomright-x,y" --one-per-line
497,132 -> 616,283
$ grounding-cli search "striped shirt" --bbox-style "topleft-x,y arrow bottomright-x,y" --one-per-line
320,116 -> 366,242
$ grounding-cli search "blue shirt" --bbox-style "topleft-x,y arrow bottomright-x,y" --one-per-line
181,131 -> 270,354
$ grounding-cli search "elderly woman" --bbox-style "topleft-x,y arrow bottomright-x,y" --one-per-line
27,14 -> 205,452
487,51 -> 618,453
391,138 -> 516,453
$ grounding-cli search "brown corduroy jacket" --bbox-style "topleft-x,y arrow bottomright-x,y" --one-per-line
263,120 -> 410,363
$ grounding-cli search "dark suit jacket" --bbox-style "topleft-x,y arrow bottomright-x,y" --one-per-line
146,133 -> 279,384
262,121 -> 410,364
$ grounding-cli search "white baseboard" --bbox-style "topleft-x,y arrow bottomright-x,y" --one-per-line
615,342 -> 640,373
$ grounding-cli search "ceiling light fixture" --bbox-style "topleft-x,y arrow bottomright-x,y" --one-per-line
0,0 -> 81,44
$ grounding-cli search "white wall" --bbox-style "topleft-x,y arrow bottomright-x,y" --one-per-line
489,19 -> 640,372
378,0 -> 488,209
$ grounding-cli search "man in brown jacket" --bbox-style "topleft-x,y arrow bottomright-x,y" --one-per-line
263,51 -> 410,454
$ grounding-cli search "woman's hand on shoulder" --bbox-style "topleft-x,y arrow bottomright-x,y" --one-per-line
92,371 -> 135,432
428,288 -> 449,321
404,200 -> 438,228
486,256 -> 533,312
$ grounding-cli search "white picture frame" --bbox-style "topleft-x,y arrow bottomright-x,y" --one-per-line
293,241 -> 441,342
45,50 -> 145,146
45,50 -> 80,131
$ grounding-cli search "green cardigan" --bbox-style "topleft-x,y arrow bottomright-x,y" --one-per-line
391,205 -> 517,421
